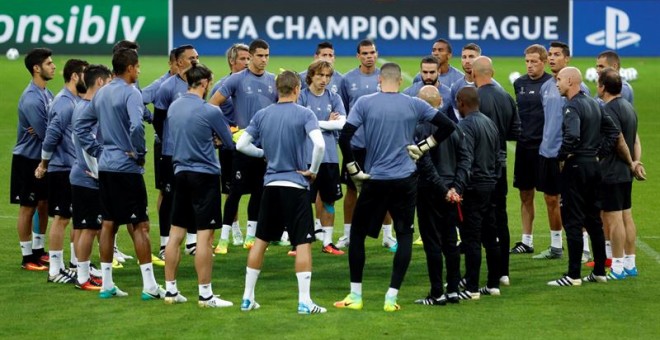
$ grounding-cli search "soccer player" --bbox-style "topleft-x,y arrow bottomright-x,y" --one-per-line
454,87 -> 500,300
547,67 -> 621,286
300,41 -> 344,96
595,51 -> 634,104
473,56 -> 521,289
412,39 -> 464,88
35,58 -> 89,283
510,44 -> 553,255
153,44 -> 200,260
237,70 -> 327,314
213,43 -> 250,254
75,48 -> 164,299
298,60 -> 346,255
70,64 -> 113,290
209,39 -> 278,250
414,85 -> 468,305
403,56 -> 453,115
338,39 -> 397,252
596,68 -> 643,280
164,64 -> 235,307
535,41 -> 591,261
334,62 -> 455,312
11,48 -> 56,271
142,48 -> 178,106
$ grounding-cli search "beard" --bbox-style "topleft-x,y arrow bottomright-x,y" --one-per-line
40,69 -> 53,81
423,78 -> 438,85
75,78 -> 87,94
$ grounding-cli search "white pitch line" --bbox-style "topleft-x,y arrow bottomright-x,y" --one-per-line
637,240 -> 660,265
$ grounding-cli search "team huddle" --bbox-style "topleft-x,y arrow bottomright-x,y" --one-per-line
11,36 -> 644,313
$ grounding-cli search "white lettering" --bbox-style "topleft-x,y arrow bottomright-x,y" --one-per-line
266,15 -> 283,40
121,15 -> 144,41
0,15 -> 14,43
400,16 -> 418,40
17,15 -> 41,43
223,16 -> 239,39
522,17 -> 540,40
421,16 -> 437,40
465,16 -> 479,40
286,16 -> 305,39
80,5 -> 105,44
481,16 -> 500,40
351,16 -> 368,40
182,16 -> 202,39
327,16 -> 349,40
238,16 -> 257,40
205,16 -> 221,39
378,16 -> 398,40
106,5 -> 120,43
305,16 -> 325,40
369,16 -> 378,39
66,6 -> 79,43
43,15 -> 64,44
448,17 -> 463,40
544,16 -> 558,40
500,16 -> 519,40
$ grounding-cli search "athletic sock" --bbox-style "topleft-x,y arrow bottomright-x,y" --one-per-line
243,267 -> 260,300
246,221 -> 257,238
605,240 -> 612,259
550,231 -> 562,249
314,219 -> 322,231
20,241 -> 33,257
343,224 -> 351,238
322,226 -> 334,247
160,236 -> 169,248
582,231 -> 590,253
166,280 -> 178,295
32,232 -> 45,250
611,257 -> 624,274
101,262 -> 113,291
77,261 -> 90,284
522,234 -> 533,247
199,283 -> 213,299
382,224 -> 393,239
386,287 -> 399,299
70,242 -> 78,266
185,233 -> 197,247
140,263 -> 158,291
232,221 -> 241,232
49,250 -> 63,276
350,282 -> 362,296
220,224 -> 231,241
624,254 -> 636,269
296,271 -> 312,305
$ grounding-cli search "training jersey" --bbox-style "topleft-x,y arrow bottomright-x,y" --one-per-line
341,67 -> 380,149
142,71 -> 171,105
403,82 -> 453,115
14,81 -> 53,160
70,99 -> 99,190
347,92 -> 437,180
513,73 -> 553,148
246,102 -> 319,188
218,69 -> 277,129
42,87 -> 80,171
600,97 -> 637,184
298,88 -> 346,164
477,83 -> 521,165
539,77 -> 590,158
154,74 -> 189,156
416,123 -> 470,194
450,77 -> 502,121
211,74 -> 237,125
76,77 -> 146,174
169,93 -> 234,176
300,70 -> 344,99
413,65 -> 464,88
458,111 -> 500,190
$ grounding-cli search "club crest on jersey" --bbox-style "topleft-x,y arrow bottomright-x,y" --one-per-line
326,104 -> 332,113
268,85 -> 273,93
246,86 -> 253,94
331,85 -> 338,93
350,83 -> 358,91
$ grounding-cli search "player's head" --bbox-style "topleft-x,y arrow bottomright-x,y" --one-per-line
226,43 -> 250,73
112,40 -> 139,54
249,39 -> 270,72
548,41 -> 570,75
306,60 -> 334,90
432,39 -> 452,65
186,63 -> 214,99
596,50 -> 621,73
379,62 -> 402,84
456,86 -> 479,117
315,41 -> 335,63
174,44 -> 199,75
419,55 -> 440,85
24,48 -> 55,80
276,70 -> 301,97
356,39 -> 377,69
556,66 -> 581,97
63,59 -> 90,94
83,64 -> 113,92
524,44 -> 548,80
112,48 -> 140,83
168,48 -> 179,74
417,85 -> 442,109
597,67 -> 622,98
461,43 -> 481,74
472,56 -> 494,86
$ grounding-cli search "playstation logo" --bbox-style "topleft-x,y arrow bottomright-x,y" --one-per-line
586,6 -> 641,49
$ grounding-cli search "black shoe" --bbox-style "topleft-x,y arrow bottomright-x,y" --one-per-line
414,295 -> 446,306
510,242 -> 534,254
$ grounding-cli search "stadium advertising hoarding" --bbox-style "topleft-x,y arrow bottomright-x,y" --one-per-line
171,0 -> 570,57
0,0 -> 168,55
572,0 -> 657,56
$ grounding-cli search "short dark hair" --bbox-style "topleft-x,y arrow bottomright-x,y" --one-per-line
434,38 -> 452,53
276,70 -> 300,96
249,39 -> 269,54
63,59 -> 89,83
24,48 -> 52,74
83,64 -> 112,88
463,43 -> 481,55
112,40 -> 139,54
305,60 -> 334,86
168,48 -> 177,62
597,50 -> 621,69
112,48 -> 139,75
357,39 -> 376,53
457,86 -> 479,109
598,67 -> 622,95
174,44 -> 195,60
185,63 -> 213,88
380,62 -> 401,81
315,41 -> 334,55
420,55 -> 439,67
550,41 -> 570,57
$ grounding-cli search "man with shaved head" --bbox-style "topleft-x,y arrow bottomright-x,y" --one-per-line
414,85 -> 469,305
547,67 -> 623,287
472,56 -> 520,292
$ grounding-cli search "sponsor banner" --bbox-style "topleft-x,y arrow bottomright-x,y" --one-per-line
171,0 -> 569,57
0,0 -> 168,55
572,1 -> 656,56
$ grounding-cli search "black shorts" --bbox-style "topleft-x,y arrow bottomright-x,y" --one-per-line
340,148 -> 366,191
71,185 -> 102,230
600,182 -> 632,212
171,171 -> 222,231
537,156 -> 561,195
98,172 -> 149,225
256,186 -> 315,247
10,154 -> 48,206
513,145 -> 540,190
47,171 -> 73,218
352,175 -> 417,239
230,152 -> 266,195
219,148 -> 233,194
153,140 -> 162,189
310,163 -> 343,204
158,155 -> 174,194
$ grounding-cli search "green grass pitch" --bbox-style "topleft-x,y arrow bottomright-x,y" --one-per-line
0,53 -> 659,338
